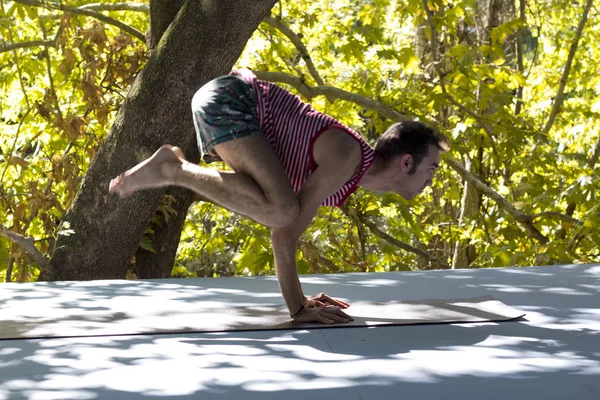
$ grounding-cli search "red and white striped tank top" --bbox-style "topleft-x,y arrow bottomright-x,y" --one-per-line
233,69 -> 375,207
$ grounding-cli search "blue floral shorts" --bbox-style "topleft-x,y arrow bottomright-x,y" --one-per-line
191,74 -> 262,163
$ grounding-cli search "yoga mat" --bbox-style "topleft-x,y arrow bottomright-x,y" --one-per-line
0,295 -> 524,340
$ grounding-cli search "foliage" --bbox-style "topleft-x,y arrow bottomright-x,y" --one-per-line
1,0 -> 599,282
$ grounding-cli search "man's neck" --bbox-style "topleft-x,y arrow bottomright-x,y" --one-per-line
358,154 -> 390,193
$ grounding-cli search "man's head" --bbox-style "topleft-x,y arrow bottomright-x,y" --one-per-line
373,121 -> 450,199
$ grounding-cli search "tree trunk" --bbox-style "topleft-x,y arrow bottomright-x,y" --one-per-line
134,187 -> 196,279
452,0 -> 514,268
452,158 -> 479,268
147,0 -> 185,52
133,0 -> 190,279
39,0 -> 278,281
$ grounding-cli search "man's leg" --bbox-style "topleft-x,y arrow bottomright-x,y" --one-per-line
179,134 -> 299,227
109,136 -> 299,228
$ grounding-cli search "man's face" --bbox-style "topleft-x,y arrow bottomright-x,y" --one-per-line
391,145 -> 441,200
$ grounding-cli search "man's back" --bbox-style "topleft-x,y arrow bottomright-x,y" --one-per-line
234,69 -> 375,206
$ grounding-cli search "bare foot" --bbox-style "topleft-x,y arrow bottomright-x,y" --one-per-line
109,145 -> 186,198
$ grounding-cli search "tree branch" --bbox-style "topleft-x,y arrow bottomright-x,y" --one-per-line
0,224 -> 49,269
419,0 -> 553,244
560,133 -> 600,225
515,0 -> 526,116
6,257 -> 15,282
13,0 -> 145,42
421,0 -> 497,152
0,0 -> 33,183
590,135 -> 600,168
263,15 -> 325,86
298,240 -> 337,273
0,40 -> 55,54
350,208 -> 450,269
254,70 -> 411,122
0,9 -> 66,55
542,0 -> 593,134
147,0 -> 184,51
38,16 -> 63,122
530,212 -> 583,226
445,157 -> 548,244
556,0 -> 597,226
77,2 -> 148,13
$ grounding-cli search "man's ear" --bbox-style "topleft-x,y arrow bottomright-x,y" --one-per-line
398,154 -> 413,172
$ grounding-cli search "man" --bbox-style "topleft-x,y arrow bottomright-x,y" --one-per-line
109,69 -> 449,324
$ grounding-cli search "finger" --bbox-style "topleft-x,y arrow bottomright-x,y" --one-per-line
318,315 -> 335,324
322,312 -> 353,323
319,293 -> 348,305
323,307 -> 354,322
322,296 -> 350,309
336,300 -> 350,308
304,300 -> 317,308
109,177 -> 119,193
305,300 -> 328,308
113,175 -> 126,195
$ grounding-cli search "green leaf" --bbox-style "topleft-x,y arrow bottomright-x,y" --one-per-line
139,236 -> 157,253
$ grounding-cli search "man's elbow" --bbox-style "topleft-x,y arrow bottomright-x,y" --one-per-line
271,225 -> 301,245
269,200 -> 300,228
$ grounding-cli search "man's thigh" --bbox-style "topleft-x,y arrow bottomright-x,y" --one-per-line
213,135 -> 296,204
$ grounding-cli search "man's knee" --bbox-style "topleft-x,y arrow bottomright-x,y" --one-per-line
269,198 -> 300,228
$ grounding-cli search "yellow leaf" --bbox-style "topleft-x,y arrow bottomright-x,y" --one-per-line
8,156 -> 29,169
126,269 -> 138,280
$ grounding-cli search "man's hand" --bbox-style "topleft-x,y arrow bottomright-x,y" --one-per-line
305,292 -> 350,308
292,293 -> 354,324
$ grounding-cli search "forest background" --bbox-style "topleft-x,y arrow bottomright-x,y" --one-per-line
1,0 -> 599,283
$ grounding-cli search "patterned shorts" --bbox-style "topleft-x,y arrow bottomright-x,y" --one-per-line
191,74 -> 262,164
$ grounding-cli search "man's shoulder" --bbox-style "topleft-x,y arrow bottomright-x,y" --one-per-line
313,127 -> 362,168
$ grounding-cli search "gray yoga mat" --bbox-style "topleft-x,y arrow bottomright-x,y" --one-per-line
0,295 -> 524,340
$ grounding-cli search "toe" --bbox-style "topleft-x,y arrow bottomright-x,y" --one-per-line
109,178 -> 118,193
172,146 -> 186,161
109,174 -> 124,194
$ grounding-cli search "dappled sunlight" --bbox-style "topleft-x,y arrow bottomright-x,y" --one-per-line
1,264 -> 598,398
244,377 -> 357,392
389,343 -> 597,381
516,306 -> 600,332
476,284 -> 539,293
338,278 -> 402,288
497,268 -> 555,276
0,279 -> 295,340
578,284 -> 600,292
585,266 -> 600,276
541,287 -> 593,295
2,263 -> 598,340
294,276 -> 337,285
266,344 -> 360,362
2,315 -> 599,399
440,275 -> 474,280
1,302 -> 599,399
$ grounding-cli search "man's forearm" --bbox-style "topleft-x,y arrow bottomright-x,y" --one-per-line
271,230 -> 305,315
269,156 -> 351,315
271,189 -> 321,315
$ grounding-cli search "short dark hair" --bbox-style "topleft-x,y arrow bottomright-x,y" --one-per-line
374,121 -> 450,174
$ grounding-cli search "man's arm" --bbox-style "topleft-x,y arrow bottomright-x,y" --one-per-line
271,128 -> 362,323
